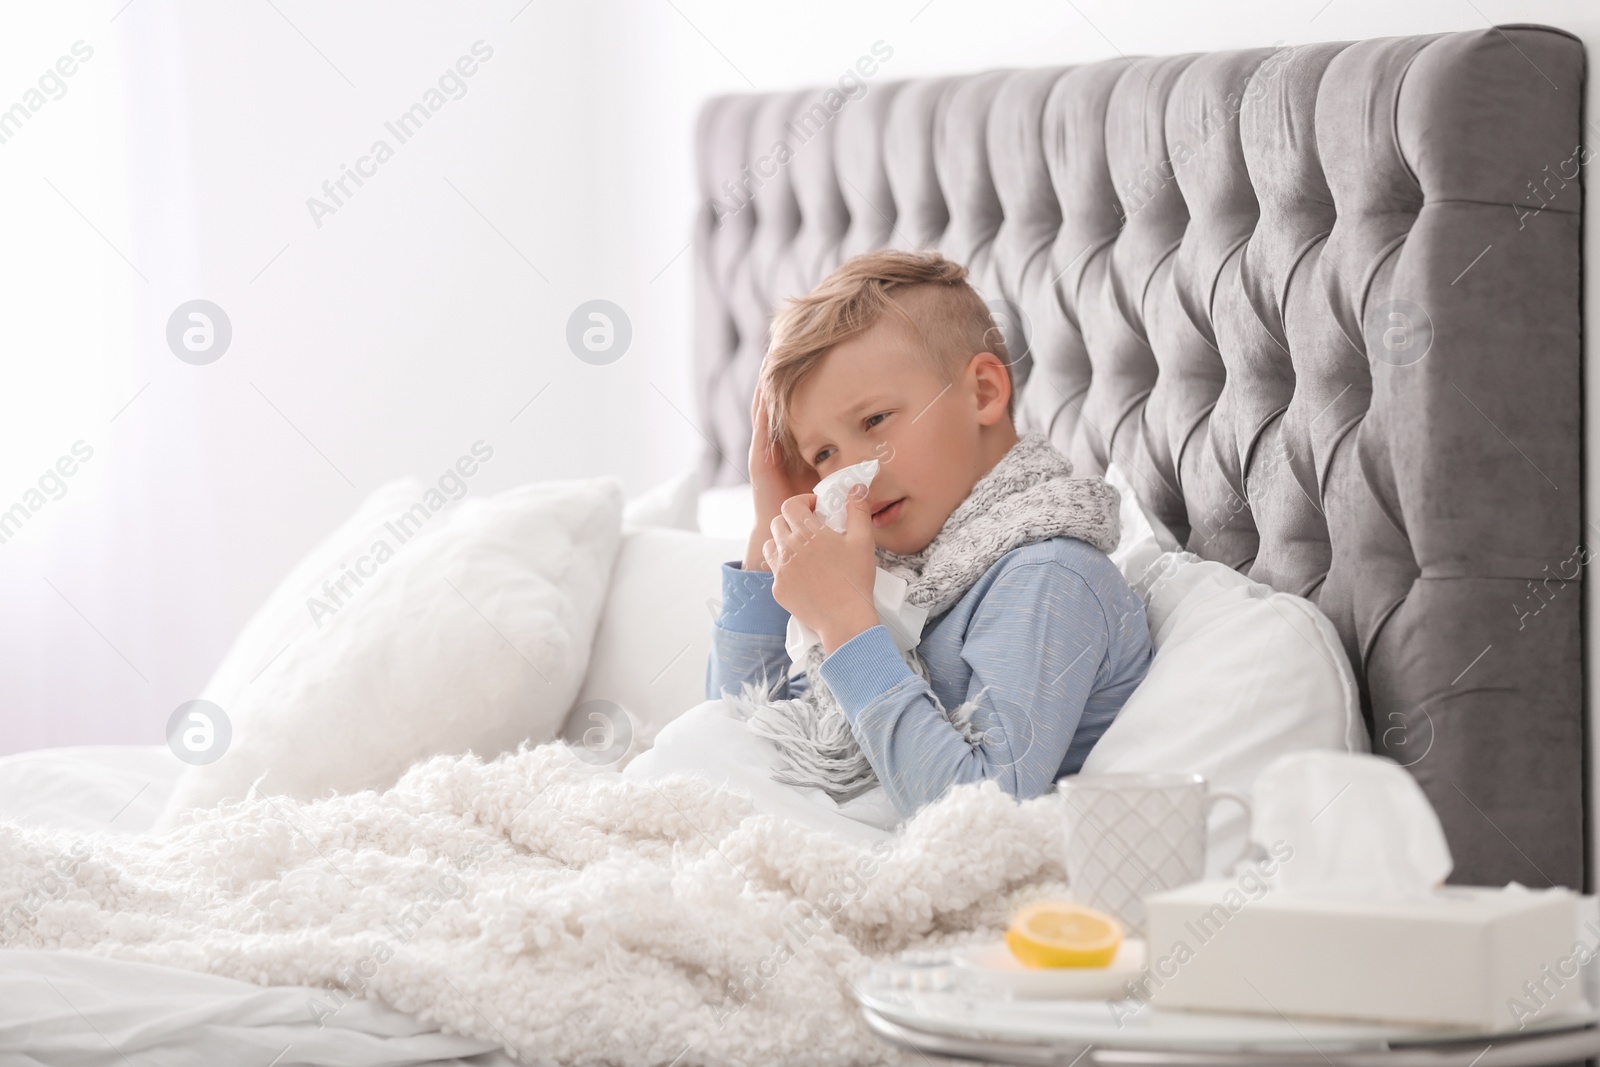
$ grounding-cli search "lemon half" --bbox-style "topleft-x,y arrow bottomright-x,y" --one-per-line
1004,901 -> 1124,968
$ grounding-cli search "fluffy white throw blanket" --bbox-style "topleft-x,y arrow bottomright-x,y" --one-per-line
1,742 -> 1071,1066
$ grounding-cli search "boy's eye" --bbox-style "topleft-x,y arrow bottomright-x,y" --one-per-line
812,414 -> 890,465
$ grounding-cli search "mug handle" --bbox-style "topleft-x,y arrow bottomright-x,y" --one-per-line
1205,789 -> 1254,875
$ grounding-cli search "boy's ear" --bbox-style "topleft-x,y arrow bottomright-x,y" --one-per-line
968,351 -> 1012,426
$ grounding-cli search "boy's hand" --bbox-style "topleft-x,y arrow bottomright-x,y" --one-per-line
744,383 -> 816,572
765,486 -> 880,653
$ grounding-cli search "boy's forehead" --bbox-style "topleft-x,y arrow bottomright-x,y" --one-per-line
803,317 -> 925,397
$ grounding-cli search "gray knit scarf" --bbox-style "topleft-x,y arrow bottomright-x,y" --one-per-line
731,432 -> 1122,804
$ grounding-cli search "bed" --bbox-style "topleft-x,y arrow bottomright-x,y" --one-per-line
0,22 -> 1587,1067
692,23 -> 1588,891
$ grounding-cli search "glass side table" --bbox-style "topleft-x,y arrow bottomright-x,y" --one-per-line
855,950 -> 1600,1067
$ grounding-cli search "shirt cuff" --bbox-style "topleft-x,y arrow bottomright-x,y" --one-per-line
716,561 -> 790,635
817,624 -> 920,717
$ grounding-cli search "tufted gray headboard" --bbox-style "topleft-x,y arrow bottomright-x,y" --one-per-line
689,26 -> 1587,890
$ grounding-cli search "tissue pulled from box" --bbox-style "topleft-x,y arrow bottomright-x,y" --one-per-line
1251,750 -> 1452,899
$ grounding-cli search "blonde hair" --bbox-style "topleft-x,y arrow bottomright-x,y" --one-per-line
758,249 -> 1015,470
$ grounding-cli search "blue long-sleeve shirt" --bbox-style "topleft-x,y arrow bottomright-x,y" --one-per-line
705,536 -> 1156,818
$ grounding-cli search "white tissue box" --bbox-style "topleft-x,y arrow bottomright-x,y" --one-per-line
1142,880 -> 1582,1031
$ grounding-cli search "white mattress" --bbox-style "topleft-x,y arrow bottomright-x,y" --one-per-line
0,745 -> 519,1067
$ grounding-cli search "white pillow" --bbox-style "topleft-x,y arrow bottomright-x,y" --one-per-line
623,468 -> 701,532
563,527 -> 745,768
199,478 -> 426,711
1104,459 -> 1181,582
160,478 -> 624,819
1079,551 -> 1368,877
697,483 -> 755,540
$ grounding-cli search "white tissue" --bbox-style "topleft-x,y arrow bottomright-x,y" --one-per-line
783,459 -> 930,662
1250,750 -> 1453,899
812,459 -> 879,534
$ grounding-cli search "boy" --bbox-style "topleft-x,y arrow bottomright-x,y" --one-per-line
704,249 -> 1154,822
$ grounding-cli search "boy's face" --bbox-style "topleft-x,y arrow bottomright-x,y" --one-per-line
787,317 -> 1010,555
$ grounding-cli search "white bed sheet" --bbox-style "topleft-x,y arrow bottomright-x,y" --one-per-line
0,950 -> 516,1067
0,744 -> 176,834
0,745 -> 519,1067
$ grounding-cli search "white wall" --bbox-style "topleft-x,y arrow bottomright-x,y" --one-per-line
1,0 -> 700,753
3,0 -> 1596,869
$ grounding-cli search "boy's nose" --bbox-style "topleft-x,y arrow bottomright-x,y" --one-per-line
836,451 -> 885,481
840,441 -> 891,469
